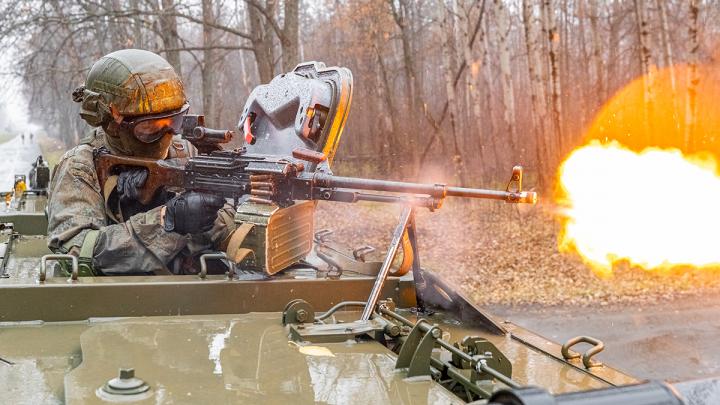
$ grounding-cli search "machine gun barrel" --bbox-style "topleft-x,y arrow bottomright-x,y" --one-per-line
446,186 -> 537,204
312,174 -> 537,205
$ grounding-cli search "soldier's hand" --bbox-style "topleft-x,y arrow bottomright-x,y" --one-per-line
163,191 -> 225,234
117,168 -> 148,202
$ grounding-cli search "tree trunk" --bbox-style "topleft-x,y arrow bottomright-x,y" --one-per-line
441,2 -> 467,185
607,0 -> 620,99
541,0 -> 564,155
589,0 -> 605,101
248,0 -> 276,83
655,0 -> 679,136
493,0 -> 517,158
633,0 -> 653,144
129,0 -> 143,49
159,0 -> 182,76
388,0 -> 420,115
685,0 -> 700,151
281,0 -> 299,72
481,17 -> 500,175
373,45 -> 400,173
202,0 -> 216,123
523,0 -> 549,187
461,3 -> 486,182
655,0 -> 675,92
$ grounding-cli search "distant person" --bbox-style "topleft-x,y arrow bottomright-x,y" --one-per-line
29,133 -> 34,142
20,133 -> 24,144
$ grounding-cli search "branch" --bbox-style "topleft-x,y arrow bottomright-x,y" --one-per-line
159,45 -> 255,53
243,0 -> 284,40
418,0 -> 487,168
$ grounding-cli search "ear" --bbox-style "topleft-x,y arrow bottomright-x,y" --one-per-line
109,104 -> 123,124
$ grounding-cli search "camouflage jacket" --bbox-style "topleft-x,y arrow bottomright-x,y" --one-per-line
47,128 -> 235,275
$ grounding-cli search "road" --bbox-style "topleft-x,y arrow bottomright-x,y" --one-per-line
489,292 -> 720,382
0,134 -> 41,192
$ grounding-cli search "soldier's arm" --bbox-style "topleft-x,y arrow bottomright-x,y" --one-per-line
47,147 -> 188,275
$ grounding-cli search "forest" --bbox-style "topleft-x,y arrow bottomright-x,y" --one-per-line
1,0 -> 717,191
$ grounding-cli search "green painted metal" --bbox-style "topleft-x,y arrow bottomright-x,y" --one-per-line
0,187 -> 641,404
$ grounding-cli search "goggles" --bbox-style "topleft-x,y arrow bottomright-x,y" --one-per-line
119,103 -> 190,143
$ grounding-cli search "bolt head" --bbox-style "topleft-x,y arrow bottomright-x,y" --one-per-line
119,368 -> 135,380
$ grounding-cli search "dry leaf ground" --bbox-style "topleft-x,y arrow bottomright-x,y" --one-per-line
315,200 -> 720,307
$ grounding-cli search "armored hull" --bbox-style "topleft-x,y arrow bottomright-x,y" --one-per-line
0,192 -> 656,404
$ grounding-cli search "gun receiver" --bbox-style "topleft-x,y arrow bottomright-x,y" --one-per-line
94,147 -> 537,208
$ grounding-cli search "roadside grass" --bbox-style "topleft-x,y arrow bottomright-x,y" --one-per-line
37,136 -> 67,170
0,132 -> 16,145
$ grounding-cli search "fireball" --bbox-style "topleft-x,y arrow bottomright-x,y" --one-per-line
557,61 -> 720,276
557,141 -> 720,276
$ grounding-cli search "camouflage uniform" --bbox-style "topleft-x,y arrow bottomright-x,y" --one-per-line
47,128 -> 235,275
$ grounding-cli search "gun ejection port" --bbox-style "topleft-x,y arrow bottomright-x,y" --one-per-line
96,368 -> 153,401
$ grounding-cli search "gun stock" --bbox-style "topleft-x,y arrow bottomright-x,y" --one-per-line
94,153 -> 185,205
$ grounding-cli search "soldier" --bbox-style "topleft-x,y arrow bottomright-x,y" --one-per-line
47,49 -> 237,276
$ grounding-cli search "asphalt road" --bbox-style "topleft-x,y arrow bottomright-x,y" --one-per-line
489,293 -> 720,383
0,134 -> 41,192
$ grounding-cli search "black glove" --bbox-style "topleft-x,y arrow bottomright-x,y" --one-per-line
163,191 -> 225,234
117,168 -> 148,202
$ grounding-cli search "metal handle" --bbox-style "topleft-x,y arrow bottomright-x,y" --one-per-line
561,335 -> 605,368
40,254 -> 78,282
199,252 -> 232,279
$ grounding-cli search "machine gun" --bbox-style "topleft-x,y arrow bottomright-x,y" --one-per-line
94,143 -> 537,210
94,124 -> 536,298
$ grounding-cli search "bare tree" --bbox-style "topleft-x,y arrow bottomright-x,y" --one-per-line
685,0 -> 700,150
493,0 -> 517,157
523,0 -> 549,186
541,0 -> 564,155
633,0 -> 653,143
202,0 -> 216,123
158,0 -> 182,75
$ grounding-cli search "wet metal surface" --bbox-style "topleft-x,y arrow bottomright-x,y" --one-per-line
0,234 -> 50,281
65,313 -> 462,404
0,309 -> 629,404
0,321 -> 86,404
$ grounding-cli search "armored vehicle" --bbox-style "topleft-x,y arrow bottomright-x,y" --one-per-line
0,63 -> 709,404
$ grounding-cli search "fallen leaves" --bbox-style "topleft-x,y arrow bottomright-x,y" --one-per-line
315,200 -> 720,307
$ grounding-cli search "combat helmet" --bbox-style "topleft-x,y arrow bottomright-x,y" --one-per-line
73,49 -> 188,158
